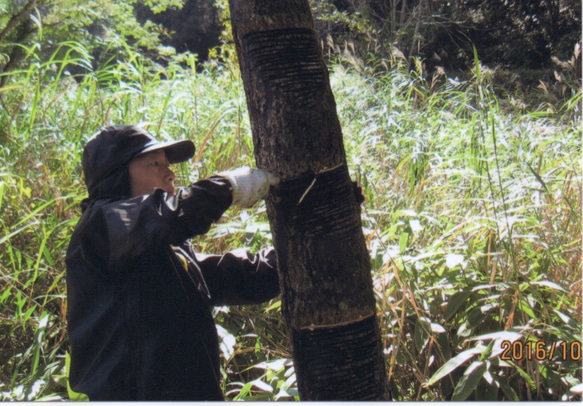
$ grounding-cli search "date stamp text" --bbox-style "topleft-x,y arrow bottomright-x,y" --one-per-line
500,340 -> 582,361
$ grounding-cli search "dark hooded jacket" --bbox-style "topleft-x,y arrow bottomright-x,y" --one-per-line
65,175 -> 280,400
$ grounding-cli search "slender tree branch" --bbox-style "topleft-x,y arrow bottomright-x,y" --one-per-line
0,0 -> 37,43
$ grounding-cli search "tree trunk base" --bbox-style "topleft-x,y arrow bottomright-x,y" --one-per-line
292,315 -> 391,400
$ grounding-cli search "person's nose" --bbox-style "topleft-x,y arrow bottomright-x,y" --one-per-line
166,167 -> 176,183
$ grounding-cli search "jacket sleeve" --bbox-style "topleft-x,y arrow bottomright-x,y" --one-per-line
99,176 -> 233,269
196,247 -> 280,306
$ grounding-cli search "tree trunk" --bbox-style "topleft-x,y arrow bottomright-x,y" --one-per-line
228,0 -> 390,400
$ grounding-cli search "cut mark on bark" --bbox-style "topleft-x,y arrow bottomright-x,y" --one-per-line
274,163 -> 360,238
300,309 -> 375,330
296,163 -> 344,205
291,315 -> 385,400
242,28 -> 327,106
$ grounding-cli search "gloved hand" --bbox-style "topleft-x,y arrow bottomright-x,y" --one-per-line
219,166 -> 280,207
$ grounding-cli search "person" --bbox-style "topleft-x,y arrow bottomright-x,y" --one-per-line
65,124 -> 281,400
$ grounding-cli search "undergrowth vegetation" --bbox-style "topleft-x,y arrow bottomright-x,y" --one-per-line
0,40 -> 581,401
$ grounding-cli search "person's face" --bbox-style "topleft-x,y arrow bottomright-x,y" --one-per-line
128,150 -> 176,197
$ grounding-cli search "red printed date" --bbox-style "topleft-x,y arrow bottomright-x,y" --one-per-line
501,340 -> 582,361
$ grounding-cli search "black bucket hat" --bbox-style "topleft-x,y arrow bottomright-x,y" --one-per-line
83,125 -> 195,197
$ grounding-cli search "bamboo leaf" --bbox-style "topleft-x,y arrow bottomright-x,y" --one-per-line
66,352 -> 90,401
510,362 -> 537,389
451,361 -> 487,401
499,380 -> 519,400
445,253 -> 464,269
399,231 -> 409,254
525,161 -> 549,193
444,291 -> 472,321
266,300 -> 282,312
426,347 -> 482,386
430,322 -> 446,334
531,280 -> 569,293
250,378 -> 273,393
468,330 -> 522,343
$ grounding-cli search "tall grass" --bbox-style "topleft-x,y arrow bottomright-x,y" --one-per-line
0,40 -> 580,400
332,50 -> 582,400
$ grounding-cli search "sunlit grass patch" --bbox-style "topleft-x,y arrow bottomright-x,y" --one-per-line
0,40 -> 580,400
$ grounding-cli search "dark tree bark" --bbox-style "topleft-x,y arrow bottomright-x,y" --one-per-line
228,0 -> 390,400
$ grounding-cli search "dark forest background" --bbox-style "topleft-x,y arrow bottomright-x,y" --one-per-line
2,0 -> 581,79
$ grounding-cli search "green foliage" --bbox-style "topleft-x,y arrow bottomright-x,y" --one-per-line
0,36 -> 580,401
0,0 -> 184,79
331,46 -> 581,400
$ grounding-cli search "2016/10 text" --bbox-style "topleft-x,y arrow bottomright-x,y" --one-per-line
500,340 -> 581,361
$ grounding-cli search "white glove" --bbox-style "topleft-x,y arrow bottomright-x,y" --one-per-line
219,166 -> 280,207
